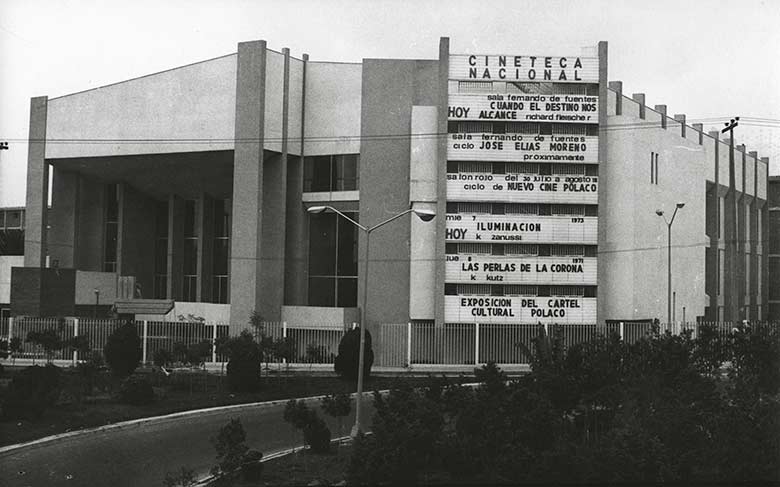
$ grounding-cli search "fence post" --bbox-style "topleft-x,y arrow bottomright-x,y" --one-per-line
72,318 -> 79,366
406,322 -> 412,368
619,321 -> 625,341
475,322 -> 480,366
282,322 -> 287,365
7,315 -> 13,346
211,323 -> 218,364
543,322 -> 549,336
142,320 -> 149,365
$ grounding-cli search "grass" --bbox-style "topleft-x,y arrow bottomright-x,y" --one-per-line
0,365 -> 465,447
233,445 -> 353,487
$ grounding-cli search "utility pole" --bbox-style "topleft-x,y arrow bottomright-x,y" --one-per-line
722,117 -> 739,321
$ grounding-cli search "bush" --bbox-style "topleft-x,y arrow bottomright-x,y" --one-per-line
118,375 -> 155,405
226,330 -> 262,392
163,467 -> 196,487
2,364 -> 62,419
104,322 -> 142,377
26,328 -> 63,361
334,327 -> 374,382
284,399 -> 331,453
154,348 -> 173,367
211,418 -> 249,477
321,393 -> 352,438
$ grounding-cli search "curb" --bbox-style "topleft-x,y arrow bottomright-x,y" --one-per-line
0,392 -> 361,456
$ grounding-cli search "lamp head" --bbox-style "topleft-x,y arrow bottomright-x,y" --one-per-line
655,209 -> 664,216
307,206 -> 328,214
412,208 -> 436,222
676,202 -> 685,209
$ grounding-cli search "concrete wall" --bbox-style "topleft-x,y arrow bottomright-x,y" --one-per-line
0,256 -> 24,304
360,58 -> 440,329
602,94 -> 707,322
304,62 -> 362,155
48,167 -> 80,268
45,55 -> 237,158
74,271 -> 118,305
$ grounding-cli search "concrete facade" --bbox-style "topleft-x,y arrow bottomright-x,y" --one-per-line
13,37 -> 770,335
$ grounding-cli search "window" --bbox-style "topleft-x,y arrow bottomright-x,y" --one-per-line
308,212 -> 358,307
153,200 -> 168,299
303,154 -> 360,192
103,184 -> 119,272
212,199 -> 231,304
182,200 -> 198,302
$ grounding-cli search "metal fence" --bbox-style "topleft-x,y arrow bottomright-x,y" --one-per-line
0,316 -> 772,369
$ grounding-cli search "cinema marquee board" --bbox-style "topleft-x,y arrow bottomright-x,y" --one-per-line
447,134 -> 598,163
447,173 -> 598,204
449,54 -> 599,83
444,295 -> 597,324
445,214 -> 598,244
448,94 -> 598,123
446,255 -> 597,285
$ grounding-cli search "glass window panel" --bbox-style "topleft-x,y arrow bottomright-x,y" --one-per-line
155,201 -> 168,237
337,278 -> 358,307
184,200 -> 197,237
337,213 -> 358,276
213,239 -> 230,276
183,239 -> 198,275
106,185 -> 119,221
309,155 -> 333,192
104,222 -> 118,262
308,276 -> 336,307
308,213 -> 337,276
154,239 -> 168,271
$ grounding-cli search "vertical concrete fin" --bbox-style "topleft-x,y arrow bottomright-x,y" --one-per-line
435,37 -> 450,327
596,40 -> 608,325
692,123 -> 703,145
654,105 -> 667,129
608,80 -> 622,115
674,114 -> 686,137
631,93 -> 645,119
24,96 -> 49,268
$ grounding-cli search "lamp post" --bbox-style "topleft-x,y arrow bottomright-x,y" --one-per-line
307,204 -> 435,437
656,203 -> 685,327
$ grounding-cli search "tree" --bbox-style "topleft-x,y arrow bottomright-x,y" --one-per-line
225,330 -> 262,392
283,399 -> 331,453
334,327 -> 374,382
210,418 -> 249,478
66,335 -> 91,363
104,322 -> 142,377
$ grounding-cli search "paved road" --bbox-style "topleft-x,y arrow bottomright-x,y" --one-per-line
1,396 -> 373,487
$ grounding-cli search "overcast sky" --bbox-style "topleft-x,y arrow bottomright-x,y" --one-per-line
1,0 -> 778,207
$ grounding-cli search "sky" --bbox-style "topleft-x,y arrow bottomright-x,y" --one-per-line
1,0 -> 778,207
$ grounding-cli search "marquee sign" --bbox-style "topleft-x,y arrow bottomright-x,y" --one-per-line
449,54 -> 599,83
445,214 -> 597,244
447,173 -> 598,204
447,133 -> 598,163
446,255 -> 597,285
444,295 -> 597,324
448,94 -> 598,123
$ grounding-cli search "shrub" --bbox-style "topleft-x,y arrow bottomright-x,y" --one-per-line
163,467 -> 196,487
153,348 -> 173,367
26,328 -> 63,362
284,399 -> 331,453
2,364 -> 61,419
118,375 -> 155,405
334,327 -> 374,382
104,322 -> 142,377
225,330 -> 262,392
321,393 -> 352,438
211,418 -> 249,477
186,340 -> 213,367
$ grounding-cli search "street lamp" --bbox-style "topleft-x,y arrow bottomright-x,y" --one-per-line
307,204 -> 435,436
656,202 -> 685,327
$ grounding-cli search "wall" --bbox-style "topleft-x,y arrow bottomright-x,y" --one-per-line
45,54 -> 237,158
360,58 -> 440,328
74,271 -> 118,305
0,256 -> 24,304
304,62 -> 362,155
602,94 -> 707,322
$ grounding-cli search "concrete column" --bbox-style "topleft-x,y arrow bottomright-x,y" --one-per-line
596,41 -> 608,324
167,195 -> 185,300
284,52 -> 309,306
24,96 -> 49,268
434,36 -> 450,328
48,167 -> 80,268
631,93 -> 645,119
198,193 -> 214,302
608,80 -> 622,115
230,40 -> 268,330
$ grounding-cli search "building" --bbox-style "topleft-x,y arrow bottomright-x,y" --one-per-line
769,176 -> 780,320
12,38 -> 769,338
1,207 -> 25,320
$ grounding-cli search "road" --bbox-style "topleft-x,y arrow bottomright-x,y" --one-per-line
1,396 -> 372,487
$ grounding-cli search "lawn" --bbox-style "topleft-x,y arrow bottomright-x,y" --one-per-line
0,365 -> 457,448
